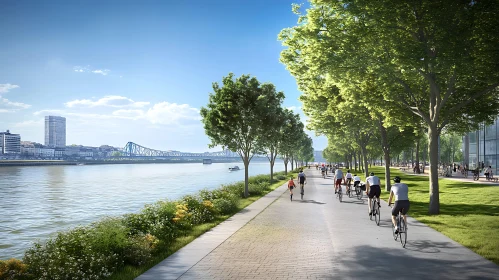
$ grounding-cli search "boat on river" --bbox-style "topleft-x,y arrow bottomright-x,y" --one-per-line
229,166 -> 240,171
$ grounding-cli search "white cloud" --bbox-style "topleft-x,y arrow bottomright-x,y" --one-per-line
1,98 -> 31,109
73,66 -> 111,76
91,69 -> 110,76
0,84 -> 19,93
65,96 -> 150,108
144,102 -> 201,125
33,109 -> 66,116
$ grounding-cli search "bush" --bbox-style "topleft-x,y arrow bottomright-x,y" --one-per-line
23,225 -> 121,280
248,182 -> 270,196
123,200 -> 178,242
124,234 -> 159,266
213,194 -> 239,215
0,258 -> 29,280
180,195 -> 216,225
276,175 -> 287,180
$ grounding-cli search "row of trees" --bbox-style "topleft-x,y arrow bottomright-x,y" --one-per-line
279,0 -> 499,214
201,73 -> 314,197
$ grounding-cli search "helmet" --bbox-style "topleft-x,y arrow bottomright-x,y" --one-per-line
393,176 -> 401,183
370,172 -> 374,176
354,174 -> 357,176
347,170 -> 350,173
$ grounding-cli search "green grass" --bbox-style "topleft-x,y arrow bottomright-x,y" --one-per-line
108,173 -> 296,280
365,166 -> 499,265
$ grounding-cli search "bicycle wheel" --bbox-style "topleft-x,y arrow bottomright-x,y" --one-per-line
300,186 -> 304,200
399,218 -> 407,247
375,202 -> 380,226
338,190 -> 342,202
369,201 -> 374,220
392,221 -> 398,240
348,186 -> 353,198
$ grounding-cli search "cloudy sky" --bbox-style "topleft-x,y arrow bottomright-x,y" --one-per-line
0,0 -> 327,152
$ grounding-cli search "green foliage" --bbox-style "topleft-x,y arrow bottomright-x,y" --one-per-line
0,259 -> 29,280
17,173 -> 290,280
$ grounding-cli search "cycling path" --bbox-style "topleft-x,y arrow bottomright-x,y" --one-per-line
137,169 -> 499,280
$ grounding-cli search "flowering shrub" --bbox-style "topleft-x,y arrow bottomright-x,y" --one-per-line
15,173 -> 288,280
123,234 -> 159,266
0,258 -> 29,280
23,225 -> 121,280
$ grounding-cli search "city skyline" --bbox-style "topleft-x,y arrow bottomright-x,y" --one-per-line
0,0 -> 327,153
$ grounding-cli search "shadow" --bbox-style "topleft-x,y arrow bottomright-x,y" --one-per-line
404,239 -> 458,254
410,200 -> 499,217
299,199 -> 326,205
321,244 -> 499,280
339,199 -> 365,205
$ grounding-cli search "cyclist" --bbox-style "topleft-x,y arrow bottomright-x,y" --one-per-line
334,168 -> 344,194
388,176 -> 410,234
353,174 -> 361,191
345,170 -> 353,193
321,165 -> 326,178
298,169 -> 306,194
288,177 -> 296,201
365,172 -> 381,216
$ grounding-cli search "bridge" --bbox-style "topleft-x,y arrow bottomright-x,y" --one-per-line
121,142 -> 240,159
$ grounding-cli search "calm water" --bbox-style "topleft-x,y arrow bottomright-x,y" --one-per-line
0,161 -> 289,259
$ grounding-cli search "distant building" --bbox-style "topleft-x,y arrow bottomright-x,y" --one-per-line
45,116 -> 66,147
462,117 -> 499,175
0,130 -> 21,154
314,150 -> 326,163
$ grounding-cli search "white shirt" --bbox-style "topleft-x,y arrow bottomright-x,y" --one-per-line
391,183 -> 409,201
353,176 -> 361,182
346,172 -> 353,179
366,175 -> 380,186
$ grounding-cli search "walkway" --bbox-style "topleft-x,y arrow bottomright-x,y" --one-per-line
137,169 -> 499,280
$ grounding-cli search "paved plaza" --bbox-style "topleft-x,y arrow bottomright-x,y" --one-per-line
137,169 -> 499,280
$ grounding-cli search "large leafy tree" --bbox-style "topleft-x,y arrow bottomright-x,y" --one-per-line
280,0 -> 499,214
279,109 -> 304,174
201,73 -> 284,197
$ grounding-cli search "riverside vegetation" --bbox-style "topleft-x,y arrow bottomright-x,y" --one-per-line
0,171 -> 297,280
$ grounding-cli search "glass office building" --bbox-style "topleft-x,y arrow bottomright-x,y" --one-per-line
463,117 -> 499,175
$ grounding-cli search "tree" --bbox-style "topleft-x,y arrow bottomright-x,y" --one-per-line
280,1 -> 499,214
201,73 -> 284,197
279,109 -> 304,174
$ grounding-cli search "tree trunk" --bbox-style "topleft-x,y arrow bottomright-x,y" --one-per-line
284,158 -> 289,175
361,146 -> 369,177
244,157 -> 250,198
378,119 -> 391,191
428,125 -> 440,214
291,157 -> 294,171
415,139 -> 421,174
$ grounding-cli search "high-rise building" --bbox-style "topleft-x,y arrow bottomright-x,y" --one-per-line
0,130 -> 21,154
45,116 -> 66,147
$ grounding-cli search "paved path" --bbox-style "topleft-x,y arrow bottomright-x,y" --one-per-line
137,170 -> 499,280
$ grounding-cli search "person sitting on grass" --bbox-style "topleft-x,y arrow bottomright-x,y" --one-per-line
288,177 -> 296,201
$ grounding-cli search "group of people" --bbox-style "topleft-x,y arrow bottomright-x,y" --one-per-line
289,168 -> 411,234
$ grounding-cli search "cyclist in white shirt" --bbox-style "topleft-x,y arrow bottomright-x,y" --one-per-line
366,172 -> 381,216
353,174 -> 361,189
345,170 -> 353,193
388,176 -> 410,234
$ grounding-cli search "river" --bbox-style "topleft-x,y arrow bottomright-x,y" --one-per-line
0,161 -> 290,259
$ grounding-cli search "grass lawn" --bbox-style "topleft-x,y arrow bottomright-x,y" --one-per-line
364,166 -> 499,265
109,172 -> 297,280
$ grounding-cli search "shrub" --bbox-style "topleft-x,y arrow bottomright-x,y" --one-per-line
276,175 -> 287,180
213,194 -> 239,215
23,226 -> 121,280
123,200 -> 178,242
248,182 -> 270,196
0,258 -> 29,280
123,234 -> 159,266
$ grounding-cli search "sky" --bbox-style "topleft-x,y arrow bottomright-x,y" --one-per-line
0,0 -> 327,153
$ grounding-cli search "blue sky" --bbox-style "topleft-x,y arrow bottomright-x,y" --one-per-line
0,0 -> 327,152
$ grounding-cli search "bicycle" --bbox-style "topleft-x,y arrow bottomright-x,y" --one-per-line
369,196 -> 380,226
390,205 -> 407,248
322,170 -> 326,179
473,170 -> 480,181
345,179 -> 353,198
336,185 -> 343,202
300,183 -> 305,200
355,182 -> 364,200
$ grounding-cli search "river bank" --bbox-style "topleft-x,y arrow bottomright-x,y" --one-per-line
0,158 -> 243,167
